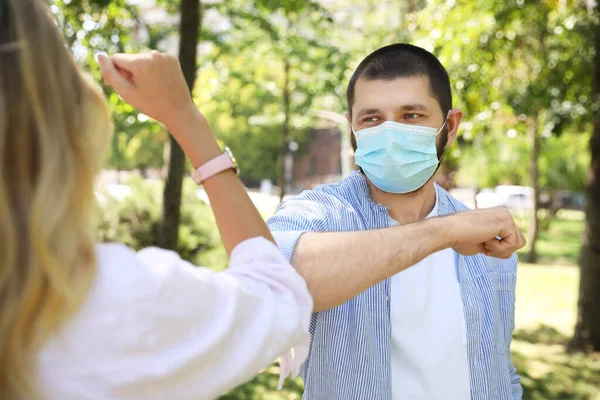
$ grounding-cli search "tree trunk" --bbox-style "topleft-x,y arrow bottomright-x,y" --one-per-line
277,58 -> 291,203
158,0 -> 201,250
569,6 -> 600,353
527,114 -> 541,264
404,0 -> 424,13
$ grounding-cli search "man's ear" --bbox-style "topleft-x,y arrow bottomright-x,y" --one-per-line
445,109 -> 463,147
345,112 -> 352,130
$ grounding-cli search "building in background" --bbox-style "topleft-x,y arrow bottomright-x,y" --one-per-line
293,126 -> 345,191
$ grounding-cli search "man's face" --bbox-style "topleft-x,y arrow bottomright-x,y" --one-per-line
348,76 -> 460,158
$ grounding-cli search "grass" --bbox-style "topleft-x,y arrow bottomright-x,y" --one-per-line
513,264 -> 600,399
514,264 -> 579,334
219,366 -> 305,400
512,326 -> 600,400
515,209 -> 585,265
220,211 -> 600,399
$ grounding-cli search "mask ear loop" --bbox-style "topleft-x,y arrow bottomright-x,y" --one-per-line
434,109 -> 454,172
436,109 -> 453,136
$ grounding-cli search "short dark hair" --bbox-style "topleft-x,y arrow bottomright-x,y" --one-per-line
347,44 -> 453,150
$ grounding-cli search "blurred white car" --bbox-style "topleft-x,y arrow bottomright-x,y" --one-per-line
476,185 -> 534,210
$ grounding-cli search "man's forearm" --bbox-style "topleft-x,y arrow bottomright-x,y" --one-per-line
292,217 -> 455,312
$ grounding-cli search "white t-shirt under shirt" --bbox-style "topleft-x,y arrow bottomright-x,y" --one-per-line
36,237 -> 312,400
388,194 -> 471,400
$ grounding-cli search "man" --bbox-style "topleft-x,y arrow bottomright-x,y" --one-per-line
268,43 -> 524,399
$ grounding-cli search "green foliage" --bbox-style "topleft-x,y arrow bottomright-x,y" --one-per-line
194,50 -> 286,183
515,210 -> 585,265
219,363 -> 304,400
96,178 -> 160,251
539,129 -> 591,192
194,0 -> 348,184
96,177 -> 227,268
52,0 -> 349,183
51,0 -> 595,192
457,127 -> 591,191
51,0 -> 167,171
397,0 -> 594,191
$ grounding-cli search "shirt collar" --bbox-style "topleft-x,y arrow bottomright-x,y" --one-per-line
345,171 -> 449,217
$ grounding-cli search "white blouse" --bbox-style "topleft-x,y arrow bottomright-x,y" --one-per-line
37,237 -> 312,400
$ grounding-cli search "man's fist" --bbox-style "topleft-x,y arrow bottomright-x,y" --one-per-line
449,207 -> 526,259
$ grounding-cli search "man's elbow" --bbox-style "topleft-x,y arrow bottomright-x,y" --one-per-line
292,266 -> 330,312
290,236 -> 335,312
290,262 -> 332,312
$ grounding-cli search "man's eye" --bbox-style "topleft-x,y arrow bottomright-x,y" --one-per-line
363,117 -> 379,122
404,113 -> 421,120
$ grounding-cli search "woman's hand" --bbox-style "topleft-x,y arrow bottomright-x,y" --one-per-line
98,51 -> 221,165
98,51 -> 201,131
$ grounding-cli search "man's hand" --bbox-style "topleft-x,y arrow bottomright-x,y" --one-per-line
448,207 -> 526,259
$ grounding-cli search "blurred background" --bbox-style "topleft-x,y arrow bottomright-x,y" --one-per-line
52,0 -> 599,398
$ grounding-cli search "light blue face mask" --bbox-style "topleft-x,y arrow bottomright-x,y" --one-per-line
353,116 -> 449,194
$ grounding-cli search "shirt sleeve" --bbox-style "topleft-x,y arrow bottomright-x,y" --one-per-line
267,196 -> 329,262
265,195 -> 329,386
110,237 -> 313,400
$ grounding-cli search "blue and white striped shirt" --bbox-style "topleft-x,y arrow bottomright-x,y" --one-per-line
267,171 -> 522,400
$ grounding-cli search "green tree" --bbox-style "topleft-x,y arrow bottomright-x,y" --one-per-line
194,49 -> 288,185
193,0 -> 347,195
51,0 -> 168,173
157,0 -> 202,250
406,0 -> 593,262
486,0 -> 593,263
570,1 -> 600,353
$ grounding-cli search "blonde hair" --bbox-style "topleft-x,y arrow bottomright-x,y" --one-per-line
0,0 -> 111,397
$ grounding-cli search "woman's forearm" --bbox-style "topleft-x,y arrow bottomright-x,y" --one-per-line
166,108 -> 274,255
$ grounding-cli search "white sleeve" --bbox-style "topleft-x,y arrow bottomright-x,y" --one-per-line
116,237 -> 312,400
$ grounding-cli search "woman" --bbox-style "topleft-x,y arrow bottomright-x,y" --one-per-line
0,0 -> 311,399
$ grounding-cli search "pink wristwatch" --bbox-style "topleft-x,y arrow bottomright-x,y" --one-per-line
191,147 -> 239,185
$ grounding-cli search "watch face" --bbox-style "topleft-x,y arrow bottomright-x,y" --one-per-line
224,147 -> 239,174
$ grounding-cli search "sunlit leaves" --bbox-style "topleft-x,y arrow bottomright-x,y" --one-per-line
51,0 -> 595,193
193,0 -> 346,183
407,0 -> 594,191
51,0 -> 166,170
